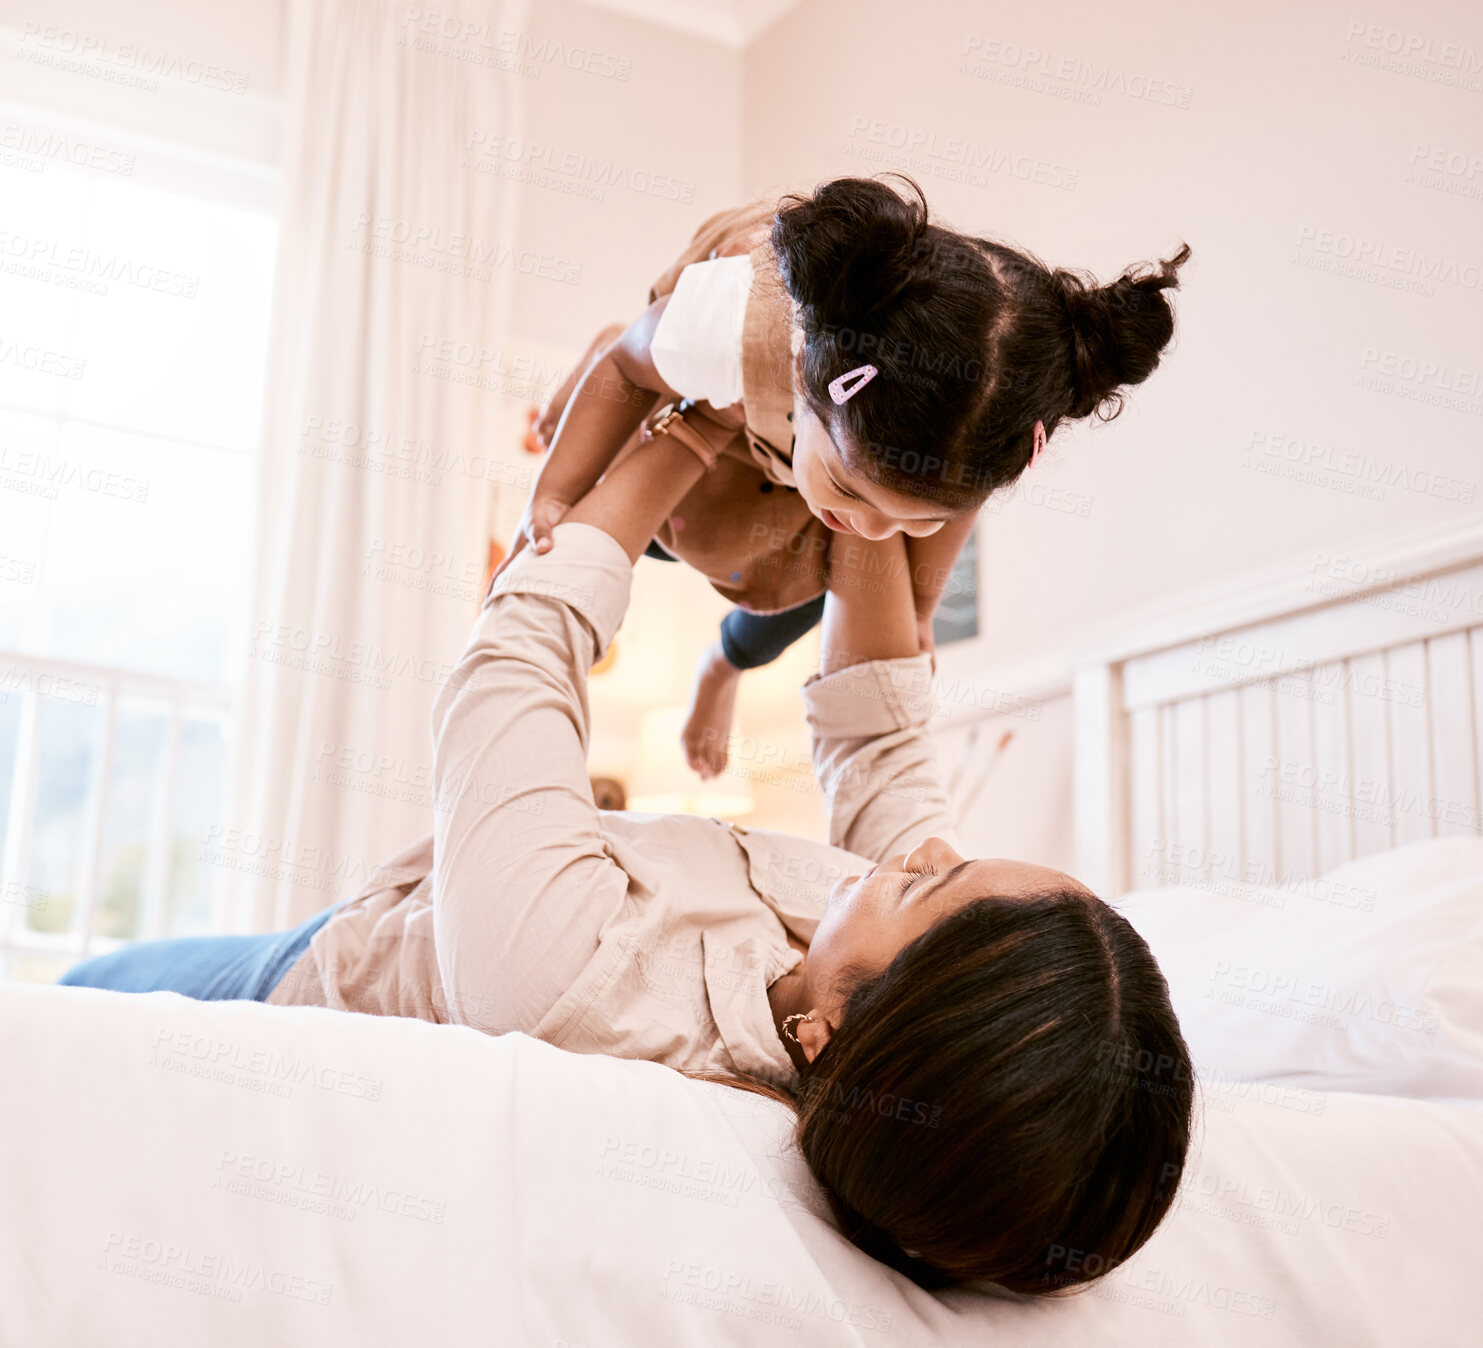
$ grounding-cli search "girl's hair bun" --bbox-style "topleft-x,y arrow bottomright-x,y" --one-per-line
772,175 -> 933,330
1053,244 -> 1190,420
767,172 -> 1191,511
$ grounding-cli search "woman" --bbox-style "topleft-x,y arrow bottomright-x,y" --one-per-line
61,407 -> 1193,1294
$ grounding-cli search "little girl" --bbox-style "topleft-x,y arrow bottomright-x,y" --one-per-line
504,175 -> 1188,776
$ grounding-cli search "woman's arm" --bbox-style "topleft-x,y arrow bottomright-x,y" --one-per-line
431,427 -> 717,1034
562,406 -> 734,557
804,533 -> 964,860
818,533 -> 920,674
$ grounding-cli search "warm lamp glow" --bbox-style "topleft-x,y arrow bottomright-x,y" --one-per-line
625,706 -> 754,819
590,637 -> 619,677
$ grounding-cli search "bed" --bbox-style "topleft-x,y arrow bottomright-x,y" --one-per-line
5,948 -> 1479,1347
7,521 -> 1483,1346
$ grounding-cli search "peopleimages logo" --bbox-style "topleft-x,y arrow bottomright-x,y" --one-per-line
1243,428 -> 1475,504
464,132 -> 696,204
959,35 -> 1193,108
1406,143 -> 1483,186
0,122 -> 136,176
1293,225 -> 1483,296
0,229 -> 200,299
397,8 -> 632,81
349,213 -> 583,286
100,1231 -> 331,1304
1341,20 -> 1483,74
1307,553 -> 1483,626
845,116 -> 1080,192
15,22 -> 252,94
1356,347 -> 1483,418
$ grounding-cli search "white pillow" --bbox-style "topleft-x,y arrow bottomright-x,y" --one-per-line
1112,838 -> 1483,1099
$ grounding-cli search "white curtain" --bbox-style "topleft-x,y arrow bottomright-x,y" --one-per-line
227,0 -> 530,930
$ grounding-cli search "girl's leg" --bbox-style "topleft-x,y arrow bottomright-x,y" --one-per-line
681,595 -> 827,777
56,905 -> 339,1003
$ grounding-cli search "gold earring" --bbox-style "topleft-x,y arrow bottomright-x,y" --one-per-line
781,1012 -> 813,1045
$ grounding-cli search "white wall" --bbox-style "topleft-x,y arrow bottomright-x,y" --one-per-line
742,0 -> 1481,663
507,0 -> 743,343
15,0 -> 1474,859
0,0 -> 282,165
0,0 -> 280,87
738,0 -> 1483,867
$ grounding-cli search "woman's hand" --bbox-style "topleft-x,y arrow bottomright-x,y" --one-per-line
531,402 -> 560,454
490,492 -> 570,584
510,491 -> 572,562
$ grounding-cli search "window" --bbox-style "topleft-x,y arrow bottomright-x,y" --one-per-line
0,113 -> 277,980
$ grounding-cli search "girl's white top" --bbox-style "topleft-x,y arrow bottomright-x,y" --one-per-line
649,254 -> 753,408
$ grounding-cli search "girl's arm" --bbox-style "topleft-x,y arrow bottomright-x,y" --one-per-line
903,511 -> 978,648
505,298 -> 681,566
531,322 -> 625,451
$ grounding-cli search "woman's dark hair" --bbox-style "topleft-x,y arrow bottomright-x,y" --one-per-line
772,889 -> 1193,1294
771,175 -> 1190,509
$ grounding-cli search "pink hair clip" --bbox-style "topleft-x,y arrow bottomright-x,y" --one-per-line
828,363 -> 878,405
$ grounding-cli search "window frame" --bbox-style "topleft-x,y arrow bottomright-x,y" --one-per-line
0,76 -> 280,977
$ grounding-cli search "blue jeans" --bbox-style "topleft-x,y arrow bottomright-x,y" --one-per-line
718,595 -> 826,670
56,905 -> 338,1002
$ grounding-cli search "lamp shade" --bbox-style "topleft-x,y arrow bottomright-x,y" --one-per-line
625,706 -> 754,819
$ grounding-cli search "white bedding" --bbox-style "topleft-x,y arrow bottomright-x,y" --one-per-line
5,978 -> 1479,1347
1113,838 -> 1483,1099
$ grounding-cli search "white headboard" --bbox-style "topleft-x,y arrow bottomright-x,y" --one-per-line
1074,523 -> 1483,899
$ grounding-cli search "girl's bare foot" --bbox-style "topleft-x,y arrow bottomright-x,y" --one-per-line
681,643 -> 742,779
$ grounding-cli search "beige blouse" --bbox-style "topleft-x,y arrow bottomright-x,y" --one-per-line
270,523 -> 960,1083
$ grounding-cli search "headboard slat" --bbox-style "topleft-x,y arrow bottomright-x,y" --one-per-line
1075,538 -> 1483,895
1128,707 -> 1160,889
1312,662 -> 1354,876
1273,670 -> 1317,883
1239,682 -> 1278,888
1387,642 -> 1434,848
1427,632 -> 1476,838
1348,650 -> 1396,858
1206,690 -> 1242,891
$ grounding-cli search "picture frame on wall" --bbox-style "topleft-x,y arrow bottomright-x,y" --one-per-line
932,527 -> 979,646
